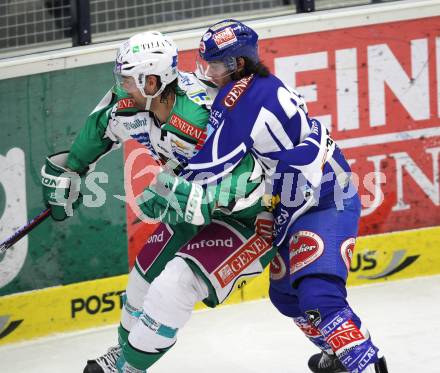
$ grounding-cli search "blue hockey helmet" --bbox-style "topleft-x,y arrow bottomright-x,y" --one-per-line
199,19 -> 259,64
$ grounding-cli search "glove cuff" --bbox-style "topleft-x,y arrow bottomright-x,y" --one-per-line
185,183 -> 210,225
41,165 -> 72,188
46,151 -> 70,173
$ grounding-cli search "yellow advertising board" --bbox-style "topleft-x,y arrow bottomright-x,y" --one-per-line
1,226 -> 439,346
348,226 -> 440,285
0,275 -> 128,346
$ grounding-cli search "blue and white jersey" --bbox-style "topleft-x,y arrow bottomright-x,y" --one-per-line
183,74 -> 353,245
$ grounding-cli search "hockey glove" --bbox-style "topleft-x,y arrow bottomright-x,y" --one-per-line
41,151 -> 82,221
137,172 -> 214,226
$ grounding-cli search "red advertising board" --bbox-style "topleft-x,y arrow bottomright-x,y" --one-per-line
126,16 -> 440,266
257,16 -> 440,236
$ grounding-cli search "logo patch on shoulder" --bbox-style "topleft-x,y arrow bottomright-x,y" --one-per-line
169,114 -> 204,141
117,98 -> 136,110
223,74 -> 254,109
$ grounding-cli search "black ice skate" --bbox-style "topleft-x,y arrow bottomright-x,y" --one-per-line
83,345 -> 121,373
372,356 -> 388,372
308,351 -> 347,373
308,351 -> 388,373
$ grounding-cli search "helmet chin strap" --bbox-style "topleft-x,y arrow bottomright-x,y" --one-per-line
142,83 -> 166,110
135,74 -> 167,111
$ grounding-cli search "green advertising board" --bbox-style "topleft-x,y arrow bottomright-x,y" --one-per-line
0,63 -> 129,296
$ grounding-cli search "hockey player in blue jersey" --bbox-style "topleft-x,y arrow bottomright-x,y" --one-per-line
139,20 -> 389,373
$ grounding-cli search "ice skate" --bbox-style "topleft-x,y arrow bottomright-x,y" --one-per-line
308,351 -> 388,373
83,345 -> 121,373
308,351 -> 347,373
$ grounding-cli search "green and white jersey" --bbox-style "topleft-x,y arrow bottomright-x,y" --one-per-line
66,71 -> 267,216
67,71 -> 215,173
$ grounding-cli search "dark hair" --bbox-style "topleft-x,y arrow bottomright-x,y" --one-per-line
231,57 -> 270,81
153,76 -> 179,103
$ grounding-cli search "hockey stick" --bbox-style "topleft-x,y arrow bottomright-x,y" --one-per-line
0,208 -> 51,255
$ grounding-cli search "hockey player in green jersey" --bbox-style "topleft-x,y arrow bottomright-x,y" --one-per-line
40,31 -> 275,373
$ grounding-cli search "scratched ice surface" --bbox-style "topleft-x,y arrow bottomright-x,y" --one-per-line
1,276 -> 438,373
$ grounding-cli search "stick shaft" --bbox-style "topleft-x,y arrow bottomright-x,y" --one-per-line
0,208 -> 51,254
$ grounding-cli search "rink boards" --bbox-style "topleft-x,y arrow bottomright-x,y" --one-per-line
1,225 -> 439,346
1,0 -> 440,347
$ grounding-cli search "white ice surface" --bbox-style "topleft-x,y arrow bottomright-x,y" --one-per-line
1,275 -> 439,373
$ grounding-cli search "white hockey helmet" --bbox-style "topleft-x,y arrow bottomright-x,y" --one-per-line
114,31 -> 178,103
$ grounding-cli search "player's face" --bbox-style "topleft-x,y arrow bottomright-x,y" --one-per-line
209,72 -> 233,88
116,75 -> 145,107
114,75 -> 159,107
116,75 -> 138,95
197,58 -> 235,87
